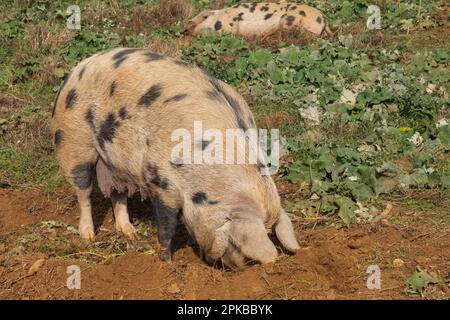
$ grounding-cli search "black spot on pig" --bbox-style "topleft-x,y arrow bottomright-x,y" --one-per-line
85,108 -> 95,129
54,130 -> 63,148
112,48 -> 139,68
97,112 -> 120,150
209,77 -> 248,131
118,106 -> 130,120
233,12 -> 244,22
249,3 -> 257,12
229,22 -> 234,27
320,22 -> 328,36
110,81 -> 117,97
138,84 -> 162,107
316,16 -> 322,24
114,57 -> 127,68
299,10 -> 306,16
78,65 -> 87,81
113,48 -> 139,60
66,88 -> 77,109
71,162 -> 95,189
264,13 -> 273,20
164,94 -> 187,103
290,5 -> 297,10
144,51 -> 164,61
192,192 -> 206,204
192,192 -> 219,205
174,60 -> 193,68
147,163 -> 170,189
52,73 -> 70,117
241,4 -> 249,8
214,20 -> 222,31
198,139 -> 212,150
248,115 -> 256,128
205,89 -> 223,103
286,15 -> 295,26
146,138 -> 151,147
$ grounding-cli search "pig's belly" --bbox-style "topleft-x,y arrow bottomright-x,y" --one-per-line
95,131 -> 156,199
237,18 -> 280,36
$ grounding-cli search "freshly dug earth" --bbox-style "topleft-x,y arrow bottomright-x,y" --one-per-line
0,187 -> 449,299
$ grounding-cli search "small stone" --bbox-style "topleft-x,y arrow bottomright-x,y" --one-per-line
167,282 -> 181,294
310,193 -> 320,200
407,132 -> 423,147
426,83 -> 436,94
299,106 -> 322,124
382,203 -> 393,216
340,88 -> 357,105
27,258 -> 45,276
393,258 -> 404,268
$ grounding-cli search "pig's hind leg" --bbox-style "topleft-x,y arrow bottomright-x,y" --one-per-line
55,129 -> 98,241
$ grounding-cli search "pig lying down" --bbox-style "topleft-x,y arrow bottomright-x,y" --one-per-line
188,2 -> 333,38
51,48 -> 299,268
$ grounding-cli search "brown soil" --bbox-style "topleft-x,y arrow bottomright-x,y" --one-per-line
0,187 -> 449,300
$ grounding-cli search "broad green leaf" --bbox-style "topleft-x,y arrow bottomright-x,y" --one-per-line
344,180 -> 374,202
269,67 -> 284,84
437,125 -> 450,145
356,165 -> 376,190
405,270 -> 440,295
248,48 -> 273,67
311,179 -> 334,195
441,175 -> 450,189
336,148 -> 362,163
311,153 -> 335,174
334,195 -> 357,225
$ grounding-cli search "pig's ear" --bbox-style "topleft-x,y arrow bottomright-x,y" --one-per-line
187,10 -> 215,31
229,215 -> 278,264
274,210 -> 300,252
209,220 -> 231,260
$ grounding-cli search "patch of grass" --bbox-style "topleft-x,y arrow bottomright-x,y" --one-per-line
388,215 -> 411,227
3,220 -> 156,264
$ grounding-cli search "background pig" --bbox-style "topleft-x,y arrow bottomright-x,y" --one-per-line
187,2 -> 333,38
51,48 -> 299,268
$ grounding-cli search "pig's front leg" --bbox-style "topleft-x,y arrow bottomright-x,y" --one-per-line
111,191 -> 138,240
152,196 -> 180,261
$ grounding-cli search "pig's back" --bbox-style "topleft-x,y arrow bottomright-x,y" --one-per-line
51,48 -> 256,194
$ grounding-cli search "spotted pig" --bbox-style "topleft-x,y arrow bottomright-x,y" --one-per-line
187,2 -> 333,38
51,48 -> 299,268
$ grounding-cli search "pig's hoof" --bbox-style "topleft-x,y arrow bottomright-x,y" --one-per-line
79,225 -> 95,241
161,250 -> 172,262
115,221 -> 139,240
186,235 -> 196,246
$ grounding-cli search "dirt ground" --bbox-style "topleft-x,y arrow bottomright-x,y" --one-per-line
0,187 -> 448,300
